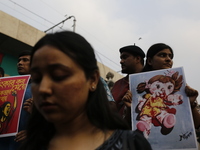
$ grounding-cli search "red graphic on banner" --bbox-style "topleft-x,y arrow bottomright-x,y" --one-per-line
0,75 -> 30,137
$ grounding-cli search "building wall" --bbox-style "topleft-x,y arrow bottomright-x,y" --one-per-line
97,62 -> 123,82
0,10 -> 45,47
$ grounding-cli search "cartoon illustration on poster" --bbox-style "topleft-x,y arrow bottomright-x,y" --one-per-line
0,75 -> 30,138
129,67 -> 198,150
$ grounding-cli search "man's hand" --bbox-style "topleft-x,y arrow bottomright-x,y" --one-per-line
122,90 -> 132,108
23,98 -> 33,114
14,130 -> 27,142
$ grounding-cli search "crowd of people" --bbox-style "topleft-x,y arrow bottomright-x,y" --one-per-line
0,30 -> 199,150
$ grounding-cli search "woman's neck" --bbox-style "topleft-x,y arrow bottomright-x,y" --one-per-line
49,113 -> 114,150
53,112 -> 94,136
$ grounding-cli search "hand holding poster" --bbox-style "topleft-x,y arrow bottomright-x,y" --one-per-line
130,67 -> 198,150
0,75 -> 30,138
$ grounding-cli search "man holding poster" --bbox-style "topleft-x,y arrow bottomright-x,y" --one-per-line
111,45 -> 145,127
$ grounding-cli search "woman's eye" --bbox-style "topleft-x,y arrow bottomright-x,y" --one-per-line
159,54 -> 165,57
52,75 -> 68,81
168,54 -> 173,59
32,77 -> 42,83
31,73 -> 42,83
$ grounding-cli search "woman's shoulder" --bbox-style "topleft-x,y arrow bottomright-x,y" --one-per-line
96,130 -> 152,150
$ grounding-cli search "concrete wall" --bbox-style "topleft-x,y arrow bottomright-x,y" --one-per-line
97,62 -> 123,82
0,10 -> 45,46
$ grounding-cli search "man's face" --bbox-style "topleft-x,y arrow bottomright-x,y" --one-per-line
17,55 -> 31,75
120,52 -> 138,74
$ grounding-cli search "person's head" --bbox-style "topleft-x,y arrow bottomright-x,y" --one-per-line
119,45 -> 145,74
22,31 -> 128,150
17,51 -> 31,75
31,31 -> 101,125
143,43 -> 174,72
0,102 -> 11,118
106,72 -> 114,80
0,67 -> 5,77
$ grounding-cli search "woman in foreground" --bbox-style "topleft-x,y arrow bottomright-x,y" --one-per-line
19,31 -> 152,150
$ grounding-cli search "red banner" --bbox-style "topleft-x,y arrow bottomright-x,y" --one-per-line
0,75 -> 30,137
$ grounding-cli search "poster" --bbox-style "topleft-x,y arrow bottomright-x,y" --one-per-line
0,75 -> 30,138
130,67 -> 198,150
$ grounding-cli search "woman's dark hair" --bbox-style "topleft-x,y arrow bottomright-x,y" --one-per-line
0,67 -> 5,77
19,31 -> 129,150
0,101 -> 11,118
142,43 -> 174,72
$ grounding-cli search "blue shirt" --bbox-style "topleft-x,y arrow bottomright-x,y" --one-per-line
100,77 -> 115,102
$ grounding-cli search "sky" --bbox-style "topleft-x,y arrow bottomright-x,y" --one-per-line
1,0 -> 200,102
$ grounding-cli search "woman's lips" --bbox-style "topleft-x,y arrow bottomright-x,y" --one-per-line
18,67 -> 24,70
40,102 -> 57,112
164,63 -> 172,68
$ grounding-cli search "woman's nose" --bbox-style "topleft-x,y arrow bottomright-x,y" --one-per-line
38,76 -> 52,96
165,55 -> 172,62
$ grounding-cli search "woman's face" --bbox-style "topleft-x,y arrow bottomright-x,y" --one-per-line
31,45 -> 94,124
148,49 -> 173,70
3,103 -> 11,117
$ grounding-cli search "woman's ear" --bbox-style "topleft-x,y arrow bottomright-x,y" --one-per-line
147,57 -> 152,65
89,70 -> 100,91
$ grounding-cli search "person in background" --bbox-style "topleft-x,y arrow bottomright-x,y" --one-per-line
105,72 -> 115,90
142,43 -> 200,137
0,67 -> 5,77
100,77 -> 118,113
19,31 -> 152,150
15,51 -> 33,142
0,51 -> 33,150
111,45 -> 145,127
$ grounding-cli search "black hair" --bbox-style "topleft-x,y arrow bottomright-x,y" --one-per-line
120,45 -> 145,65
0,101 -> 11,114
142,43 -> 174,72
18,50 -> 32,58
0,67 -> 5,77
19,31 -> 129,150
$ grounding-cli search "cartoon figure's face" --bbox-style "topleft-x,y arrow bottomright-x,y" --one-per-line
3,103 -> 11,116
149,81 -> 174,97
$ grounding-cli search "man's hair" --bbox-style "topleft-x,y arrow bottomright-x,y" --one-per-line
18,51 -> 32,58
119,45 -> 145,65
0,67 -> 5,77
